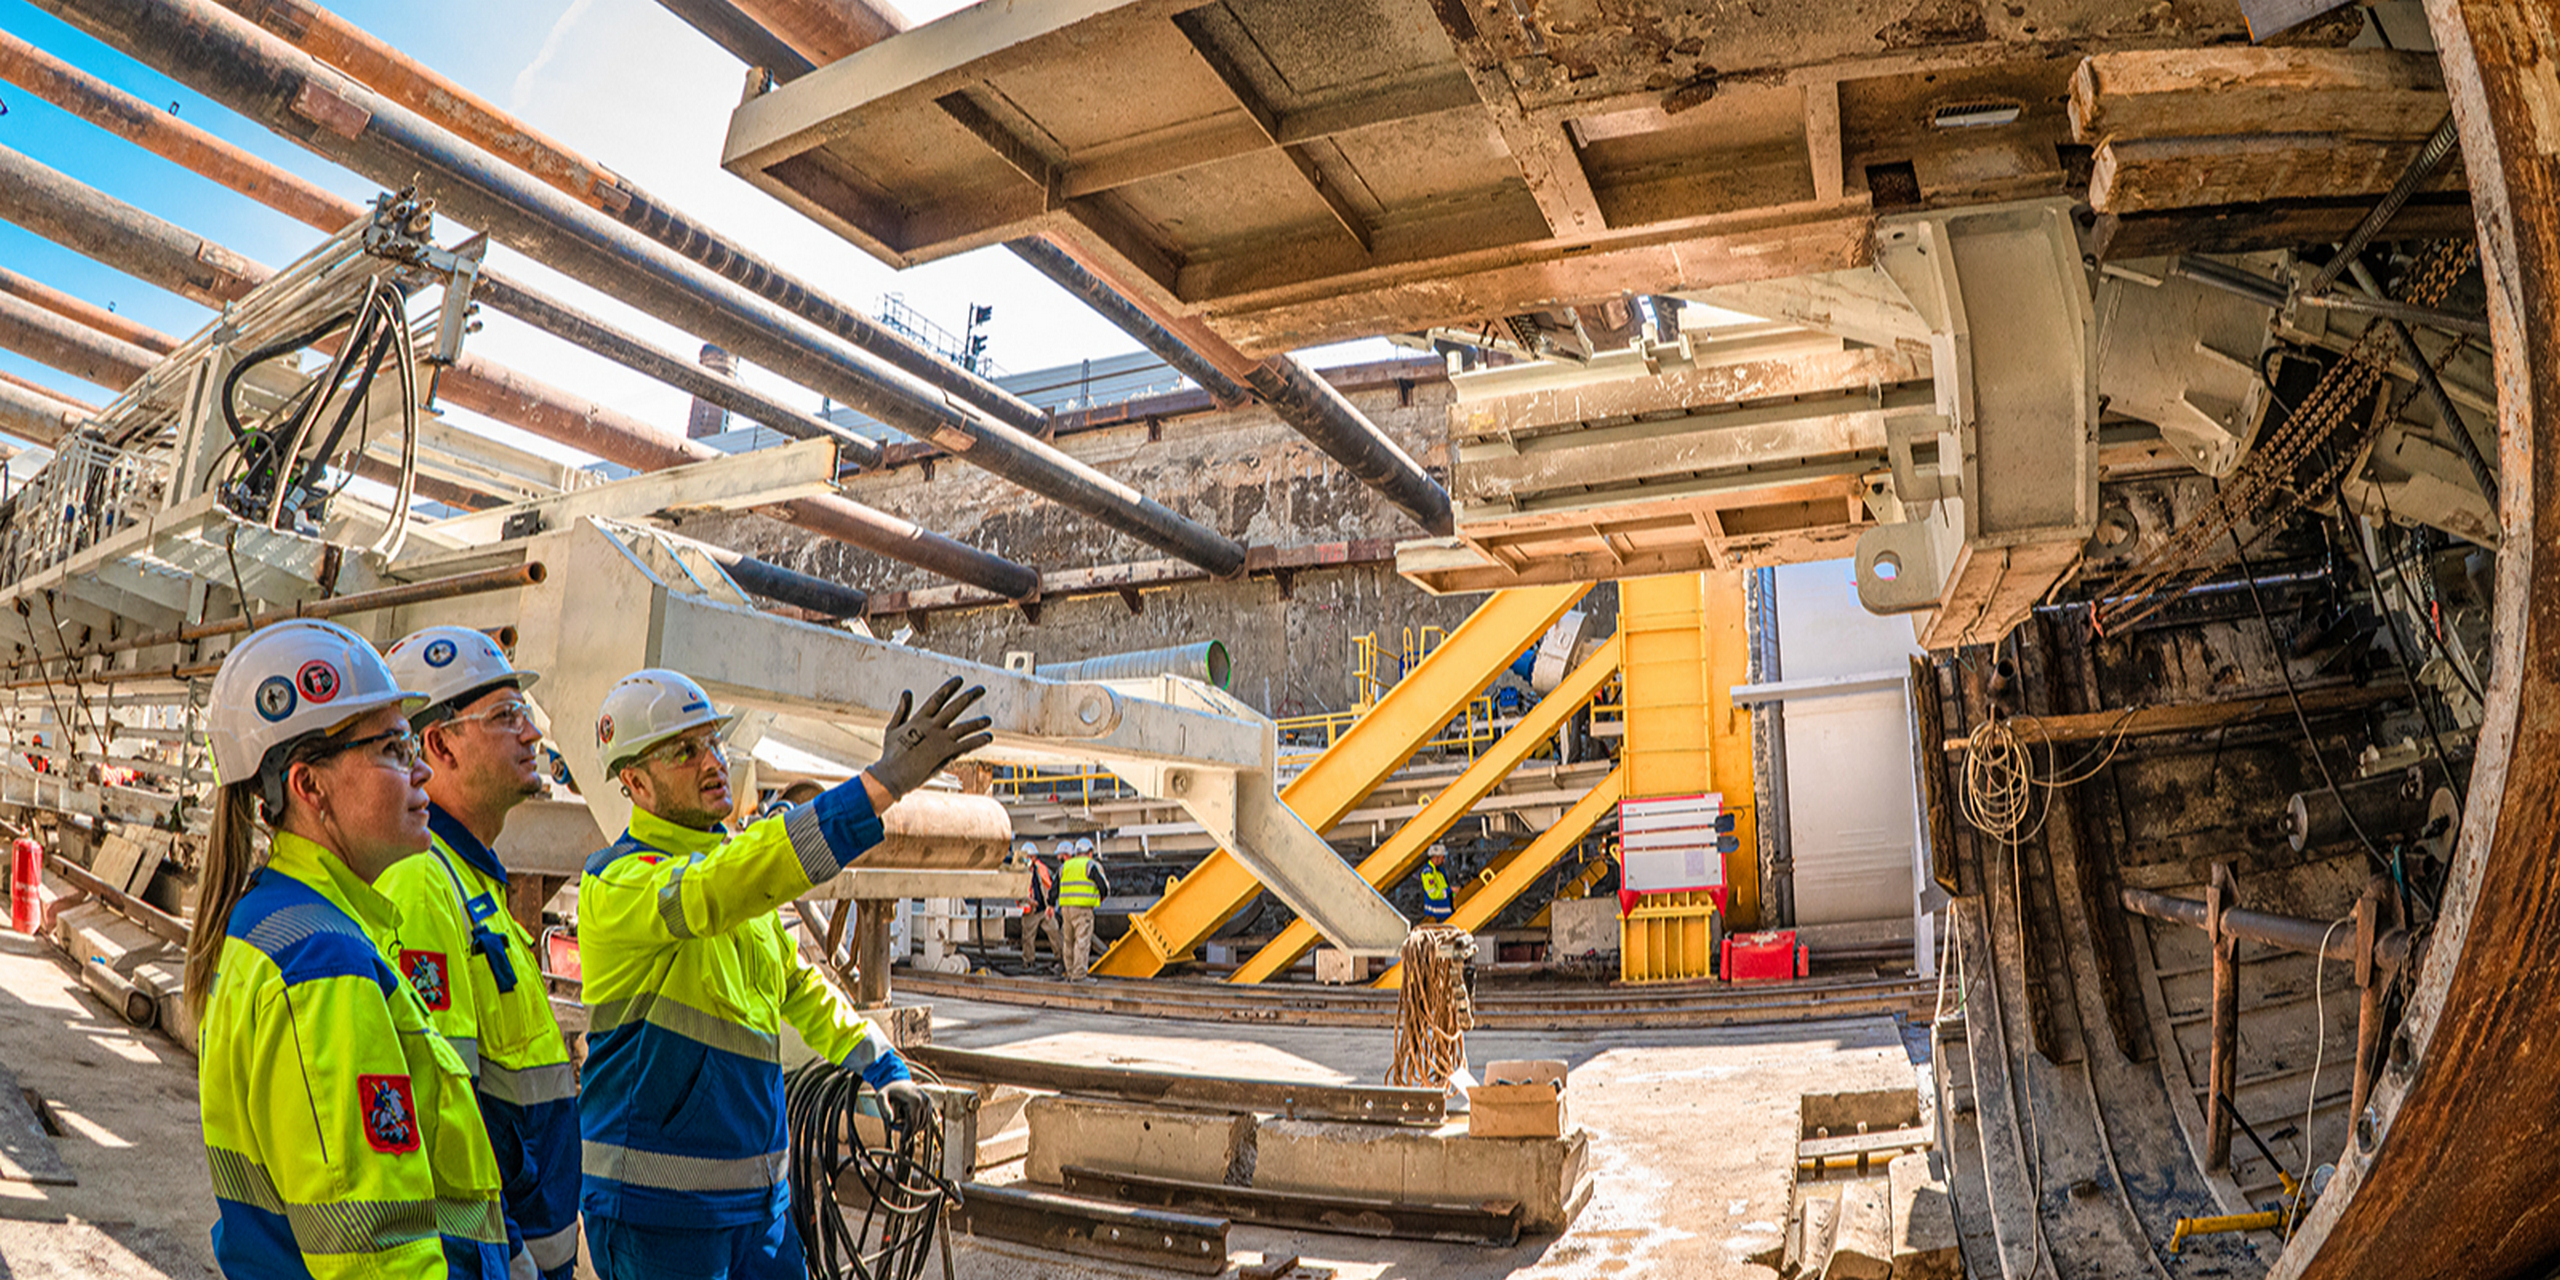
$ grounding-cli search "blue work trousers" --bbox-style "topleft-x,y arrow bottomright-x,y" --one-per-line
583,1213 -> 803,1280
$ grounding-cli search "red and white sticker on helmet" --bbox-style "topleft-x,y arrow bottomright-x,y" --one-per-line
297,659 -> 342,704
357,1074 -> 420,1154
596,714 -> 615,746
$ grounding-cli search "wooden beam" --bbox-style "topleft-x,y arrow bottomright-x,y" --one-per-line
1057,71 -> 1479,199
2091,133 -> 2465,215
2069,48 -> 2448,144
1938,679 -> 2409,749
1805,80 -> 1844,203
2087,193 -> 2474,260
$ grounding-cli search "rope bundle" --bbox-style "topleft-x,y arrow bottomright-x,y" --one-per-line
784,1060 -> 958,1280
1387,924 -> 1476,1091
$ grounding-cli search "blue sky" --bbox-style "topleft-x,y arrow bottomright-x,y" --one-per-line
0,0 -> 1376,465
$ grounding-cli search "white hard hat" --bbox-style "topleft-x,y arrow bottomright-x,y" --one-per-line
596,668 -> 733,775
209,620 -> 423,785
1428,842 -> 1448,859
1016,841 -> 1038,857
1076,837 -> 1097,854
384,625 -> 541,723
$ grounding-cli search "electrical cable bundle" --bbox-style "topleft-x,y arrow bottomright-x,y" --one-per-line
1386,924 -> 1475,1090
784,1059 -> 959,1280
213,276 -> 420,541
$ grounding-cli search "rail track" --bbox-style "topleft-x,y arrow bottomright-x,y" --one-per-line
891,967 -> 1936,1031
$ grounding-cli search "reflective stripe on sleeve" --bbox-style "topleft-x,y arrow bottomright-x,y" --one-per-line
587,991 -> 781,1062
477,1059 -> 579,1107
839,1033 -> 888,1074
655,860 -> 697,939
433,1197 -> 510,1245
785,802 -> 840,886
582,1141 -> 785,1192
446,1036 -> 481,1080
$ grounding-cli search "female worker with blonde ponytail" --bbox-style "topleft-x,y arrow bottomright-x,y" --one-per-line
186,619 -> 510,1279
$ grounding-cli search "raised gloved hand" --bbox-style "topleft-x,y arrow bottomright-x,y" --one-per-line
880,1078 -> 936,1137
867,677 -> 993,800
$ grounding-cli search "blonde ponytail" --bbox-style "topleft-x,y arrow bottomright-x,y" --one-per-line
183,781 -> 263,1024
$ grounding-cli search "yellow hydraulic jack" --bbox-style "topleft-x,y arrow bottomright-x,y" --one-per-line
2170,1098 -> 2324,1253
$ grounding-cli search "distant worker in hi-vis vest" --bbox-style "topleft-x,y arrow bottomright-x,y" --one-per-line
577,669 -> 988,1279
377,626 -> 582,1279
1420,844 -> 1456,922
1018,841 -> 1066,970
188,619 -> 511,1278
1057,836 -> 1111,980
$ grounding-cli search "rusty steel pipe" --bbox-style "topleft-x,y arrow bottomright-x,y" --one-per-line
0,380 -> 76,449
0,143 -> 1034,597
195,0 -> 1059,443
0,261 -> 176,357
0,45 -> 889,475
653,0 -> 812,78
0,283 -> 161,388
0,142 -> 259,307
0,26 -> 358,237
36,0 -> 1245,575
468,270 -> 883,470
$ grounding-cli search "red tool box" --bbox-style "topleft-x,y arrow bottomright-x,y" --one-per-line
1721,930 -> 1808,982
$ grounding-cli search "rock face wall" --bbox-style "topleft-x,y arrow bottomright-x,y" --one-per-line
680,359 -> 1540,718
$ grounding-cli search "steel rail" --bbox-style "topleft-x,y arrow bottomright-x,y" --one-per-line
905,1044 -> 1446,1126
1058,1165 -> 1522,1247
4,562 -> 549,673
0,144 -> 1035,597
89,0 -> 1246,573
951,1182 -> 1228,1276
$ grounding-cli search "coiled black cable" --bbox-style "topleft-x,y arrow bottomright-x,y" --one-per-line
784,1060 -> 958,1280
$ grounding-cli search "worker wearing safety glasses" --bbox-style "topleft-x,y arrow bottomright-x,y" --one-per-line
188,619 -> 511,1278
378,626 -> 581,1280
577,668 -> 990,1279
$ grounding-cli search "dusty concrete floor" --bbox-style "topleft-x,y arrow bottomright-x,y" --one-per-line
0,934 -> 1925,1280
926,992 -> 1927,1279
0,930 -> 215,1279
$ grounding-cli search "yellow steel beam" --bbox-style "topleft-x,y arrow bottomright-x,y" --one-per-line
1618,571 -> 1759,925
1373,764 -> 1627,989
1092,582 -> 1591,977
1228,634 -> 1625,984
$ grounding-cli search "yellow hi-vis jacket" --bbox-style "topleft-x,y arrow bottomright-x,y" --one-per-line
1057,854 -> 1102,908
1419,864 -> 1455,920
198,830 -> 510,1279
578,785 -> 907,1229
378,806 -> 581,1278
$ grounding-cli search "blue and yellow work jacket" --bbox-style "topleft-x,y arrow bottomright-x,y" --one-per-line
377,806 -> 582,1279
198,831 -> 510,1280
578,783 -> 909,1230
1420,864 -> 1455,920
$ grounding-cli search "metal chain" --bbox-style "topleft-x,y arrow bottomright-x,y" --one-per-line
2099,239 -> 2476,631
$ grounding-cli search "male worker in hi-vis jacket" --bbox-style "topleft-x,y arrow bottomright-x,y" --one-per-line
378,626 -> 582,1280
577,669 -> 989,1279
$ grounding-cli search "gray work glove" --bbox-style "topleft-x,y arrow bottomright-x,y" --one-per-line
868,677 -> 992,800
880,1078 -> 936,1138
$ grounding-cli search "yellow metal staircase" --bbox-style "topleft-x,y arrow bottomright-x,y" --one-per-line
1090,583 -> 1592,978
1227,634 -> 1625,983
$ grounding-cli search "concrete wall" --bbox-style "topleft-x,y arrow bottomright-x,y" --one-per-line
682,363 -> 1544,718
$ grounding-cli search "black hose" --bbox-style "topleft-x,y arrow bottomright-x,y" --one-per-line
784,1059 -> 956,1280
